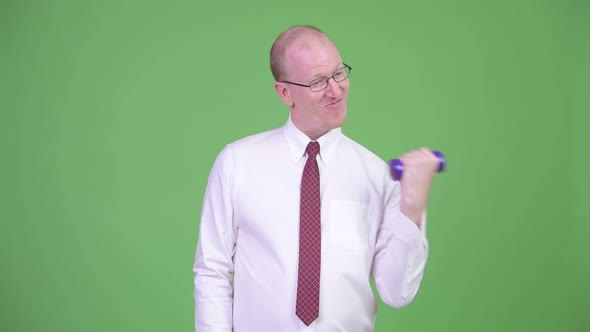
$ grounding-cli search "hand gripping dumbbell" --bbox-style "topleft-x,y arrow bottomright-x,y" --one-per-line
390,150 -> 446,181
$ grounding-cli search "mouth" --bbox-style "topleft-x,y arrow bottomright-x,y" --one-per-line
324,99 -> 341,108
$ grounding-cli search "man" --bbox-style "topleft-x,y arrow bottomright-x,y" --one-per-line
193,25 -> 439,331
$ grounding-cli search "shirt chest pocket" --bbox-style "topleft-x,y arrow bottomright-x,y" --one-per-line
329,200 -> 370,250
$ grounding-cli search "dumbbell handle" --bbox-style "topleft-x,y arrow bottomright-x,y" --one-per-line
390,150 -> 446,180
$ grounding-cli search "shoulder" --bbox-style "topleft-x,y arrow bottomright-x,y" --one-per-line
224,126 -> 286,154
228,126 -> 284,148
213,126 -> 287,166
339,134 -> 388,168
336,134 -> 399,196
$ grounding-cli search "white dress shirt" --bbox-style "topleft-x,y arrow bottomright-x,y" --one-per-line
194,116 -> 429,332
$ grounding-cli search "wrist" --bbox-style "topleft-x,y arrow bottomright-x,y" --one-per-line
400,198 -> 425,226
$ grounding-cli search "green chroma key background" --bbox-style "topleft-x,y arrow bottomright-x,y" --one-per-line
2,0 -> 588,331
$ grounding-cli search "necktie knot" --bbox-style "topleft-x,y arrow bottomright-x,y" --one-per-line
306,141 -> 320,160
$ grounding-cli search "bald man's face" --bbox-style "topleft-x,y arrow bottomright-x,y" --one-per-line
274,34 -> 349,140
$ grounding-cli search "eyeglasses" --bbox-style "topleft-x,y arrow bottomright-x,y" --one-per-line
279,63 -> 352,92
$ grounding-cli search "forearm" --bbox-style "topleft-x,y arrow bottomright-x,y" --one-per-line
193,198 -> 236,330
193,249 -> 234,331
193,218 -> 235,330
372,211 -> 428,308
194,145 -> 236,331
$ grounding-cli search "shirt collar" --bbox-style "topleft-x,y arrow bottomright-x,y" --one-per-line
283,114 -> 342,166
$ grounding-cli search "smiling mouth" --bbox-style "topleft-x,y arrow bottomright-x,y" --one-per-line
325,99 -> 341,108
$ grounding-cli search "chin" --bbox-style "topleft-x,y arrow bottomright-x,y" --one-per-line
332,112 -> 347,128
338,107 -> 348,121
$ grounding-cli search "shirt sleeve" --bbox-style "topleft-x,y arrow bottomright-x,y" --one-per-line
371,180 -> 429,308
193,146 -> 236,331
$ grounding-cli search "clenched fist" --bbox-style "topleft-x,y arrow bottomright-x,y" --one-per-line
397,148 -> 440,226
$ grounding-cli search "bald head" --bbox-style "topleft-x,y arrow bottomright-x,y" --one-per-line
270,25 -> 334,81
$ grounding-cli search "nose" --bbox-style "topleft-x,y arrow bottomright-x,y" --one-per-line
324,76 -> 342,97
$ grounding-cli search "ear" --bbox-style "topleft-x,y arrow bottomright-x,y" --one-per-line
274,82 -> 294,107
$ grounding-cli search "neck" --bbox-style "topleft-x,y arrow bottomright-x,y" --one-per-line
291,114 -> 327,141
296,124 -> 326,141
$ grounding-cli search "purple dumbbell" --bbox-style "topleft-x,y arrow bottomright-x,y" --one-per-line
390,150 -> 446,181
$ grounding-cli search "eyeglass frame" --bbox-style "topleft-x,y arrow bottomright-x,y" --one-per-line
278,63 -> 352,92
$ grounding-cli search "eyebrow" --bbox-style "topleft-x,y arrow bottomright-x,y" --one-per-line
309,63 -> 345,81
